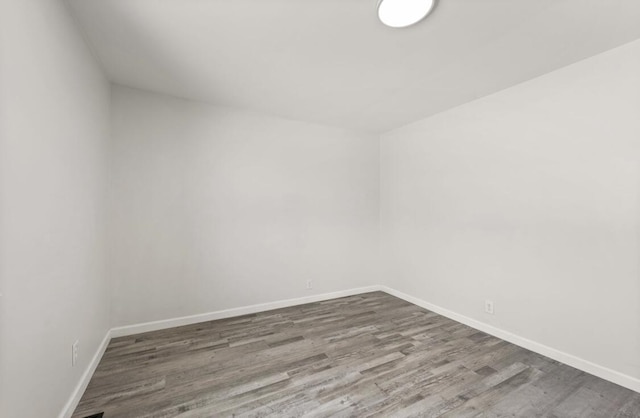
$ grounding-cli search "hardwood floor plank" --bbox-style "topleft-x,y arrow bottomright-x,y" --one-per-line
72,292 -> 640,417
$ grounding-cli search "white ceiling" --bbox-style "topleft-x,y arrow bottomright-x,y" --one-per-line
67,0 -> 640,133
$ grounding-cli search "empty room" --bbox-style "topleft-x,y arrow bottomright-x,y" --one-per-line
2,0 -> 640,417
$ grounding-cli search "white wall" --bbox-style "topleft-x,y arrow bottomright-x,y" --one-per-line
380,40 -> 640,382
2,2 -> 638,413
0,1 -> 111,417
110,87 -> 379,326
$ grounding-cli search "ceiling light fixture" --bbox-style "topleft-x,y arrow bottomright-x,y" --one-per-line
377,0 -> 436,28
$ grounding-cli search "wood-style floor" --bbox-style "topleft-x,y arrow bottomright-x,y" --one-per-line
73,292 -> 640,417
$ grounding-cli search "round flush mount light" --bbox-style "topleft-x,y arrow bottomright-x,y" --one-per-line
377,0 -> 436,28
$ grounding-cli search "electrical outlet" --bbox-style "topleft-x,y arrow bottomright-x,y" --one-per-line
485,300 -> 494,315
306,280 -> 313,289
72,340 -> 79,367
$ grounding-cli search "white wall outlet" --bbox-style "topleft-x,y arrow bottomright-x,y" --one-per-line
306,280 -> 313,289
72,340 -> 79,367
485,300 -> 494,315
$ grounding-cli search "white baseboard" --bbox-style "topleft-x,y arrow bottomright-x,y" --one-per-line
110,285 -> 384,338
59,284 -> 639,418
59,286 -> 382,417
379,285 -> 640,394
59,329 -> 112,418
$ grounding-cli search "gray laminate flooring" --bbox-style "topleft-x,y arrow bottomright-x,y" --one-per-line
73,292 -> 640,417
